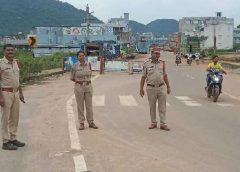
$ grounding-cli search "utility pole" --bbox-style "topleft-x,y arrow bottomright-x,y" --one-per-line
86,4 -> 90,43
213,23 -> 217,53
212,12 -> 221,53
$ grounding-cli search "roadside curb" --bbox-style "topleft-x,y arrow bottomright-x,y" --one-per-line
221,62 -> 240,70
21,68 -> 63,84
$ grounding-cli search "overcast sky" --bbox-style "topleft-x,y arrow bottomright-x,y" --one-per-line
60,0 -> 240,26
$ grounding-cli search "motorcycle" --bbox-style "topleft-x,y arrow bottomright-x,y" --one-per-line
205,69 -> 223,102
187,57 -> 192,66
175,57 -> 181,66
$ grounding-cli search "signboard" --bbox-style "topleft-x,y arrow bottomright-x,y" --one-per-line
63,27 -> 102,36
27,35 -> 37,46
63,56 -> 78,71
64,56 -> 101,71
81,27 -> 102,36
105,61 -> 128,72
63,27 -> 81,35
87,56 -> 100,71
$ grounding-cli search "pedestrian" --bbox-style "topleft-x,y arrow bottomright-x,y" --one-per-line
0,44 -> 25,150
70,51 -> 98,130
140,49 -> 171,131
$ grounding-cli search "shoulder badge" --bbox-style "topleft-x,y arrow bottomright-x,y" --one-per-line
143,59 -> 151,64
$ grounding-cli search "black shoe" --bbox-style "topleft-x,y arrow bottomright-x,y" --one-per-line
89,123 -> 99,129
11,140 -> 26,147
2,141 -> 18,150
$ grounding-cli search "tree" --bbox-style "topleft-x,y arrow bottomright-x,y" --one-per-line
237,24 -> 240,28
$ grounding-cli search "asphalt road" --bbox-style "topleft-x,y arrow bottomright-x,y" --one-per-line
1,52 -> 240,172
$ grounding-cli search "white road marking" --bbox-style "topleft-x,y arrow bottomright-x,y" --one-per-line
74,155 -> 88,172
119,95 -> 138,106
156,102 -> 171,107
176,96 -> 202,106
216,103 -> 233,107
175,96 -> 192,101
223,91 -> 240,101
66,96 -> 81,151
186,74 -> 195,80
54,152 -> 64,157
182,100 -> 202,106
167,102 -> 171,107
66,74 -> 99,172
93,95 -> 105,106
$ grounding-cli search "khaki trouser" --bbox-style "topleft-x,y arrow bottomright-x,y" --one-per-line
146,86 -> 167,124
74,84 -> 93,124
1,91 -> 20,143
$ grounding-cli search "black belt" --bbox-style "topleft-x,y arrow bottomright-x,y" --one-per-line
1,87 -> 19,92
75,81 -> 91,85
147,83 -> 165,87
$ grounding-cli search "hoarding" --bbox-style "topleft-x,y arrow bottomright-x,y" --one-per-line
63,56 -> 78,71
63,27 -> 103,36
87,56 -> 100,71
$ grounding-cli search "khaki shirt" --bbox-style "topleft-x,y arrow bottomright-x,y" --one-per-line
142,58 -> 165,86
0,57 -> 20,89
71,62 -> 92,82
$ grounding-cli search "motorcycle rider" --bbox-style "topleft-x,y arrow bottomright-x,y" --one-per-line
206,55 -> 227,92
195,52 -> 200,65
175,52 -> 181,64
187,53 -> 192,64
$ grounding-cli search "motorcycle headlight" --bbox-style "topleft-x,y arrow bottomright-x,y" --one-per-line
213,76 -> 220,82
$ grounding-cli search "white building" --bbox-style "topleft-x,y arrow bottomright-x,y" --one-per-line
108,13 -> 130,43
233,28 -> 240,44
179,13 -> 234,50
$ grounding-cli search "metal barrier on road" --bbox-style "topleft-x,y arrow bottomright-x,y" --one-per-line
104,60 -> 128,72
128,61 -> 144,75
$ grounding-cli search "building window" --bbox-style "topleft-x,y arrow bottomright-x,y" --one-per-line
228,26 -> 231,31
193,20 -> 198,24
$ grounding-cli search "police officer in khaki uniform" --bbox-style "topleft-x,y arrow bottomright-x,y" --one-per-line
140,49 -> 171,131
0,44 -> 25,150
71,51 -> 98,130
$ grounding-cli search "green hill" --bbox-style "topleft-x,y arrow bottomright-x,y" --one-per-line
129,19 -> 179,36
0,0 -> 179,37
0,0 -> 101,35
129,20 -> 148,33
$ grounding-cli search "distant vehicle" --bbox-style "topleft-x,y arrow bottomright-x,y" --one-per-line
137,37 -> 149,54
175,55 -> 181,66
187,54 -> 192,65
85,43 -> 101,58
